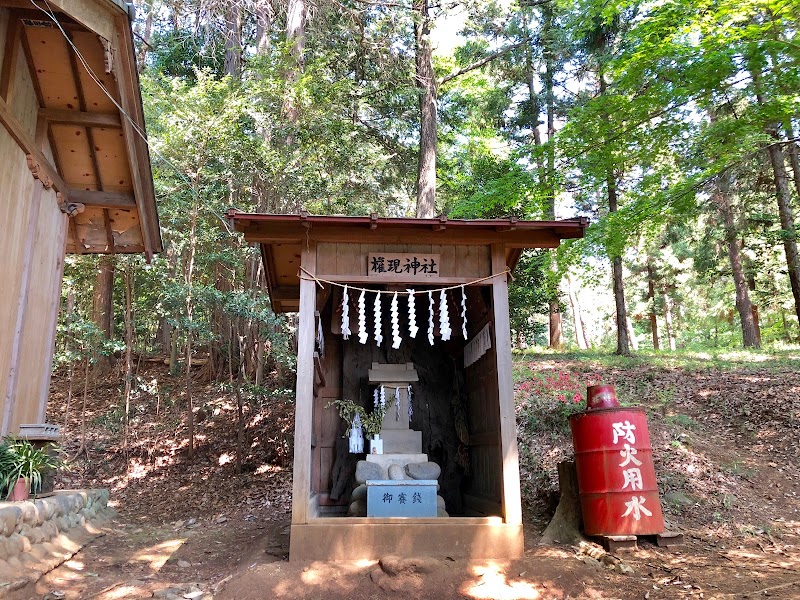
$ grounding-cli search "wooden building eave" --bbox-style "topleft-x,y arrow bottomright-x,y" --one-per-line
0,0 -> 162,256
229,211 -> 588,313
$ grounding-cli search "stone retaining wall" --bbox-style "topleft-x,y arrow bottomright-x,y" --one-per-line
0,489 -> 114,595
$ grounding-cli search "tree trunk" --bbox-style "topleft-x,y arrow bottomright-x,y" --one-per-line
92,255 -> 114,371
599,74 -> 630,356
255,0 -> 274,55
715,172 -> 760,348
283,0 -> 307,149
765,139 -> 800,325
752,305 -> 762,347
122,260 -> 134,459
626,316 -> 639,351
136,0 -> 154,72
63,290 -> 76,431
663,287 -> 676,351
646,260 -> 660,350
414,0 -> 437,219
539,461 -> 586,546
185,200 -> 199,458
784,123 -> 800,198
566,273 -> 588,350
750,64 -> 800,325
223,3 -> 242,79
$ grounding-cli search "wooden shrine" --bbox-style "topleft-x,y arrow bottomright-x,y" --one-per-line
0,0 -> 161,435
229,211 -> 587,561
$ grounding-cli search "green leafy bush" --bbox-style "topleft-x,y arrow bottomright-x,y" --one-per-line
0,438 -> 64,499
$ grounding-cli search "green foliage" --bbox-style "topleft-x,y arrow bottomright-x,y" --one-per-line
327,395 -> 396,438
0,439 -> 65,499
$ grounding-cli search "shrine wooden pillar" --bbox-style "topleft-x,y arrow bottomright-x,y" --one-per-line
491,243 -> 523,526
290,241 -> 317,530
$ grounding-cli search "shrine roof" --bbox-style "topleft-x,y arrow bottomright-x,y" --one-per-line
0,0 -> 162,257
227,211 -> 588,312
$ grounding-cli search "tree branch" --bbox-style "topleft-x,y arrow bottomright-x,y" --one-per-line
438,41 -> 525,87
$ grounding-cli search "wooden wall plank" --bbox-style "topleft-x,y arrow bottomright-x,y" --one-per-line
316,242 -> 336,275
89,127 -> 131,192
1,177 -> 42,434
335,243 -> 361,276
51,123 -> 96,188
24,27 -> 78,111
491,244 -> 523,526
14,189 -> 65,430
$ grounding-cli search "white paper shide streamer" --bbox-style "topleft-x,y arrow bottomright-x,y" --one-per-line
358,289 -> 368,345
380,385 -> 386,410
349,413 -> 364,453
391,292 -> 402,349
460,285 -> 468,338
395,386 -> 401,420
407,384 -> 413,422
373,388 -> 379,409
427,291 -> 435,345
439,289 -> 452,341
341,285 -> 351,340
373,293 -> 383,345
407,289 -> 418,338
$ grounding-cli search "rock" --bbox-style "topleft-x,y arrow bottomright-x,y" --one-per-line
436,496 -> 446,509
437,508 -> 449,518
18,501 -> 38,526
355,460 -> 383,484
177,560 -> 192,568
388,465 -> 407,480
379,554 -> 441,576
351,484 -> 367,501
405,462 -> 440,481
347,500 -> 367,517
663,491 -> 694,507
215,515 -> 227,524
616,563 -> 635,575
0,506 -> 22,535
580,556 -> 603,571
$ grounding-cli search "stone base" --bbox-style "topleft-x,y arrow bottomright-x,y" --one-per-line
290,519 -> 524,561
366,454 -> 427,477
0,489 -> 114,596
380,430 -> 422,453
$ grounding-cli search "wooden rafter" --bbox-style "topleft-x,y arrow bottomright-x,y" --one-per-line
38,108 -> 121,127
68,189 -> 135,208
0,12 -> 21,102
65,28 -> 115,253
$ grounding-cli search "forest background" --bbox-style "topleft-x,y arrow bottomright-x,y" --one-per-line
56,0 -> 800,439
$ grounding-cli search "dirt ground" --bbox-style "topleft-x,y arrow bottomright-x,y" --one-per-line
10,353 -> 800,599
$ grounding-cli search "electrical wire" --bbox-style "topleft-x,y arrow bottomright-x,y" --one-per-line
30,0 -> 234,234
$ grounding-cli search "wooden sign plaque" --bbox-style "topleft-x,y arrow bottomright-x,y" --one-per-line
368,253 -> 441,279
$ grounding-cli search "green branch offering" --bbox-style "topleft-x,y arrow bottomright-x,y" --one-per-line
327,396 -> 395,438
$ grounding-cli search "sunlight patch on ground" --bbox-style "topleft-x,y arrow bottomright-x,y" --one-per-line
131,538 -> 186,570
254,464 -> 283,474
271,561 -> 368,596
462,561 -> 541,600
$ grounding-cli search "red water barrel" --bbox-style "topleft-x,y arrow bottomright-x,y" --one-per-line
570,407 -> 664,536
586,384 -> 620,410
